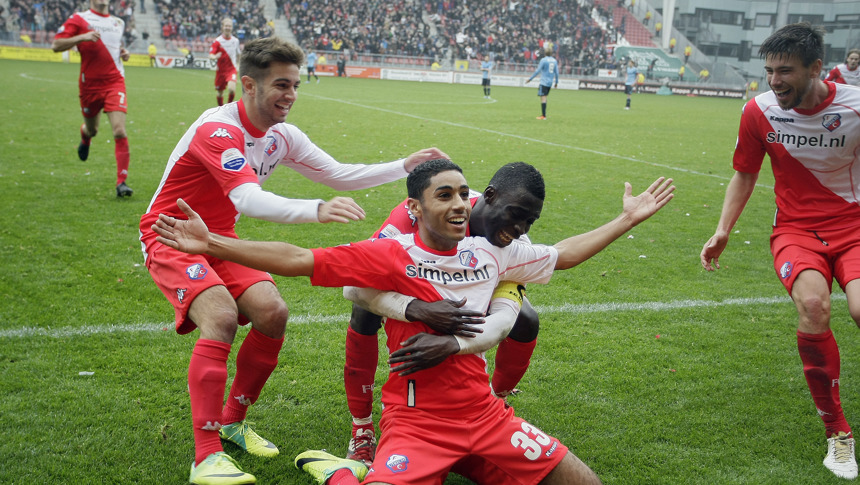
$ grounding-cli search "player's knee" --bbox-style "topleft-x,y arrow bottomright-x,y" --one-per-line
257,298 -> 289,333
507,304 -> 540,342
349,304 -> 383,335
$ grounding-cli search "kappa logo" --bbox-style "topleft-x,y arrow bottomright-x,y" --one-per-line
779,261 -> 793,279
186,263 -> 208,280
822,113 -> 841,132
458,250 -> 478,268
210,127 -> 233,139
221,148 -> 247,171
264,135 -> 278,155
176,288 -> 187,303
385,454 -> 409,473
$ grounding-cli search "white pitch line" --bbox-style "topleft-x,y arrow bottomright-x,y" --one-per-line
303,93 -> 774,189
3,295 -> 843,339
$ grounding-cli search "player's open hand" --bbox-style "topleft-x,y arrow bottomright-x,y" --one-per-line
153,198 -> 211,254
622,176 -> 675,226
405,297 -> 484,337
318,196 -> 365,223
403,147 -> 451,172
389,333 -> 460,376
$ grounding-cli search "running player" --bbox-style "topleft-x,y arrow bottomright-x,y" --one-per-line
210,18 -> 241,106
701,23 -> 860,480
52,0 -> 134,197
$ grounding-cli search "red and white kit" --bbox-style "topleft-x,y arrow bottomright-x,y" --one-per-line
210,34 -> 240,87
139,99 -> 410,330
826,63 -> 860,86
311,233 -> 567,484
55,9 -> 126,90
734,81 -> 860,291
734,82 -> 860,231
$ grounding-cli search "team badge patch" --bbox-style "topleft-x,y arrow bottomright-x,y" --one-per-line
822,113 -> 841,132
378,224 -> 402,239
264,135 -> 278,155
221,148 -> 246,171
779,261 -> 793,279
458,250 -> 478,268
385,454 -> 409,473
186,263 -> 208,280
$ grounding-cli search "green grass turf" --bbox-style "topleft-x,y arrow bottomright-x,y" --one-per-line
0,58 -> 856,484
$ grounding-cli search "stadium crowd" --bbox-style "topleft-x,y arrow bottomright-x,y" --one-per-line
3,0 -> 138,46
152,0 -> 274,48
286,0 -> 619,74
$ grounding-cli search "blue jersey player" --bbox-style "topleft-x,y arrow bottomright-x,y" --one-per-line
526,46 -> 559,119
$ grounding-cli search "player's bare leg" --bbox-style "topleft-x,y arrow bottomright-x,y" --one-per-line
540,451 -> 602,485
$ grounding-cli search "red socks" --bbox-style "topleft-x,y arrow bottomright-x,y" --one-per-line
222,328 -> 283,425
114,136 -> 129,185
798,330 -> 851,437
189,339 -> 231,465
492,337 -> 536,396
80,124 -> 91,145
228,92 -> 235,103
327,468 -> 360,485
217,96 -> 224,106
344,327 -> 379,420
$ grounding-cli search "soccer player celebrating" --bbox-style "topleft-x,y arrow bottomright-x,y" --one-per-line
52,0 -> 134,197
701,23 -> 860,480
340,162 -> 546,467
526,45 -> 559,120
825,49 -> 860,86
210,18 -> 241,106
139,36 -> 446,485
153,159 -> 675,485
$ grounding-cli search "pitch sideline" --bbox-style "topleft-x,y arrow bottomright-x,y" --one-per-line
2,294 -> 844,339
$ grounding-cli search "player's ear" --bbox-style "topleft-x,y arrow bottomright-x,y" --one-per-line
483,185 -> 497,203
407,197 -> 422,217
240,75 -> 255,96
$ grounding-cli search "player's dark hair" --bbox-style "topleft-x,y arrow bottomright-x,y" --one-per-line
407,159 -> 462,200
240,37 -> 305,82
488,162 -> 545,201
759,22 -> 824,67
848,49 -> 860,61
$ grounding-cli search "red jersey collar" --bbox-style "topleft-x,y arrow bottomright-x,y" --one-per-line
89,8 -> 110,17
237,99 -> 266,138
413,231 -> 460,256
795,81 -> 836,116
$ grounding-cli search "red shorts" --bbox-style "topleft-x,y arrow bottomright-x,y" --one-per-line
215,68 -> 238,90
79,80 -> 127,117
770,225 -> 860,293
144,240 -> 274,334
366,398 -> 568,485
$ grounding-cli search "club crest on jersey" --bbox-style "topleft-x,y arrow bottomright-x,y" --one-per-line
458,250 -> 478,268
779,261 -> 793,279
385,454 -> 409,473
264,136 -> 278,156
186,264 -> 208,280
221,148 -> 246,171
822,114 -> 841,132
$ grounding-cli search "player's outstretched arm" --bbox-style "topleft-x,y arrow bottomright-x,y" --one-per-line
402,147 -> 451,173
52,31 -> 100,52
700,171 -> 758,271
153,198 -> 315,277
554,177 -> 675,270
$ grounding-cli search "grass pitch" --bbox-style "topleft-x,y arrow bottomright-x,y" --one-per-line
0,58 -> 856,484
